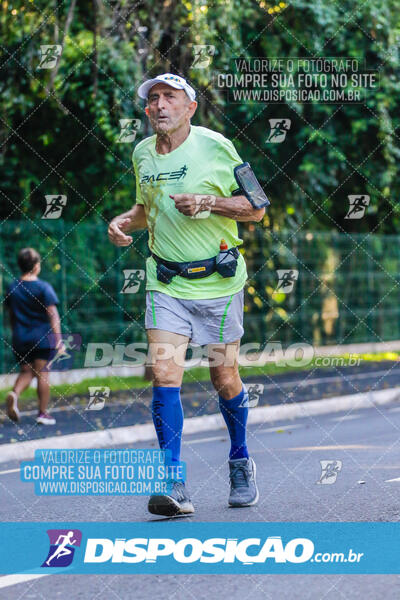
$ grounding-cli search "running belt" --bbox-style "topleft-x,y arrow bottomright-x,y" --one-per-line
151,247 -> 239,282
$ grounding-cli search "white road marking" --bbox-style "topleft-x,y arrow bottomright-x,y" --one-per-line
331,414 -> 361,421
183,424 -> 304,447
385,477 -> 400,482
183,424 -> 304,444
0,573 -> 50,590
257,424 -> 304,433
0,467 -> 19,476
286,444 -> 383,451
183,435 -> 226,445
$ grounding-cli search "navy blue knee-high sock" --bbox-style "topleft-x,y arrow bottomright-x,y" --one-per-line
151,386 -> 183,466
219,385 -> 249,459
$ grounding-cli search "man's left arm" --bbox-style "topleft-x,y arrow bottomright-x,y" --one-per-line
211,195 -> 265,222
172,193 -> 265,222
173,137 -> 266,222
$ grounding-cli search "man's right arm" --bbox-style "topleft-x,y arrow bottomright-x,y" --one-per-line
108,204 -> 147,247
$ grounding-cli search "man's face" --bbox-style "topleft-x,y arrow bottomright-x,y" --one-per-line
145,83 -> 197,134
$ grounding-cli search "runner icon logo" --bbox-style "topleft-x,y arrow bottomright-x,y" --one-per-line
120,269 -> 145,294
86,386 -> 110,411
317,460 -> 342,484
42,195 -> 67,220
38,45 -> 62,69
267,119 -> 291,143
275,269 -> 299,294
43,334 -> 82,372
345,195 -> 370,219
191,194 -> 217,219
42,529 -> 82,567
242,383 -> 264,408
117,119 -> 141,143
191,45 -> 215,69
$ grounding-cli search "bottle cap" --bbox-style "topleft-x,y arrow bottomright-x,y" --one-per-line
220,239 -> 228,250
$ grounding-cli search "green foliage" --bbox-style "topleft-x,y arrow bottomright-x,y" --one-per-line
1,0 -> 399,232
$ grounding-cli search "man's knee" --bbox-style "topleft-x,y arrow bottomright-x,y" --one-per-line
210,366 -> 241,397
151,362 -> 182,387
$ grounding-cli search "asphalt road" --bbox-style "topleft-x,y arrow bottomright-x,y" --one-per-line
1,400 -> 400,598
1,360 -> 399,444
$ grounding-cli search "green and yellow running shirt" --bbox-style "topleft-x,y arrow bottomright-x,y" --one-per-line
132,125 -> 248,299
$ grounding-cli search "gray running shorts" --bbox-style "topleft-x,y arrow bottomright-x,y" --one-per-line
145,289 -> 244,345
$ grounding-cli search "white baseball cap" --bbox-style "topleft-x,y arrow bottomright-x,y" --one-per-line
137,73 -> 196,102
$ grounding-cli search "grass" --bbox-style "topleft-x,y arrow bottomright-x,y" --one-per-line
4,350 -> 398,410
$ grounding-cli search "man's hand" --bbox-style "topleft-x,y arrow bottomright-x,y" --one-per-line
170,193 -> 197,216
108,205 -> 147,245
171,194 -> 216,217
108,217 -> 133,246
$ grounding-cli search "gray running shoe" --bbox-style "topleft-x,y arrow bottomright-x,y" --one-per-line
148,481 -> 195,517
228,457 -> 259,507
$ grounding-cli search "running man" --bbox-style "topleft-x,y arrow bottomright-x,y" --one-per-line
4,248 -> 63,425
108,73 -> 265,516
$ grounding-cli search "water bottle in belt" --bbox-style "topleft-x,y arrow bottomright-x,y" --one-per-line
215,239 -> 238,278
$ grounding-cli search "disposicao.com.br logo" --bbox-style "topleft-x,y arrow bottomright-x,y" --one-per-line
83,536 -> 363,565
42,529 -> 82,567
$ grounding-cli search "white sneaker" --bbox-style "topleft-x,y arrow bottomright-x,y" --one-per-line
36,412 -> 56,425
6,391 -> 20,422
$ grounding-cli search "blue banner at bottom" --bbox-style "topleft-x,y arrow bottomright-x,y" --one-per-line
0,522 -> 398,574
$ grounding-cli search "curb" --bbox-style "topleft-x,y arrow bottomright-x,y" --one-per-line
1,386 -> 399,464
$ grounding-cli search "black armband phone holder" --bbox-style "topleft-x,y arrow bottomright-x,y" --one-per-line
233,162 -> 270,209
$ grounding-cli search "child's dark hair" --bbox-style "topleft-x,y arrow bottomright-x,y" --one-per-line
17,248 -> 41,274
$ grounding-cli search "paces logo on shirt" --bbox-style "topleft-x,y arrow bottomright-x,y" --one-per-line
140,165 -> 188,184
